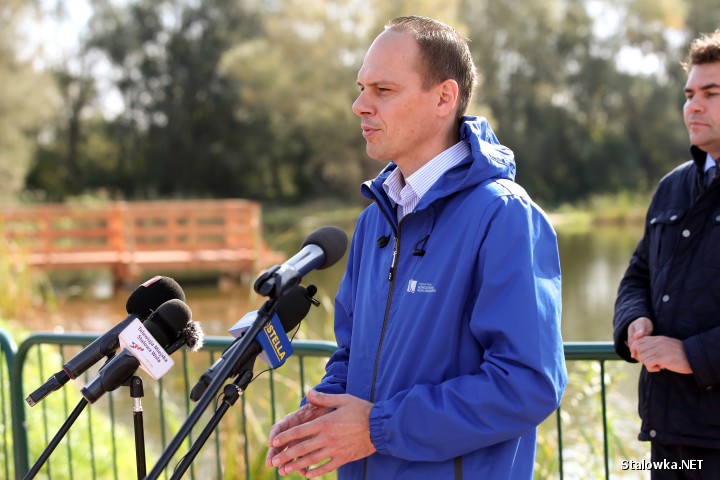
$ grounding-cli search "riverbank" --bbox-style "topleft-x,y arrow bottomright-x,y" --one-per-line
261,191 -> 651,242
547,191 -> 650,232
0,192 -> 650,334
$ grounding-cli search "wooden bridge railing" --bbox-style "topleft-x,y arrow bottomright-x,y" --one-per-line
0,199 -> 285,286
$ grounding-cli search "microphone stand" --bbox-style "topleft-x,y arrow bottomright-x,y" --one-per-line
24,362 -> 150,480
24,397 -> 89,479
130,376 -> 147,479
169,369 -> 254,479
145,298 -> 279,480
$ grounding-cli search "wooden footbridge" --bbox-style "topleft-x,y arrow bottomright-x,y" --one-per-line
0,199 -> 285,287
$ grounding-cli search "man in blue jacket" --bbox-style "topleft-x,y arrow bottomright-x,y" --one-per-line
614,30 -> 720,478
266,16 -> 566,479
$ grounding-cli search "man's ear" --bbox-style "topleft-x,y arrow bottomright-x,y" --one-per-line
436,79 -> 459,118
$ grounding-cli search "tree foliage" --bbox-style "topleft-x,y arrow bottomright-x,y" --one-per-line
0,0 -> 57,203
12,0 -> 720,206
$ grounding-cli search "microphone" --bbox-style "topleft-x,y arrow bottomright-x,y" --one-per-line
189,284 -> 317,402
254,226 -> 348,298
26,276 -> 185,407
80,299 -> 203,403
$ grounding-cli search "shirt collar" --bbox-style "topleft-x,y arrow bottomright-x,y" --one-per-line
691,145 -> 718,172
405,141 -> 470,199
382,141 -> 471,206
704,152 -> 717,172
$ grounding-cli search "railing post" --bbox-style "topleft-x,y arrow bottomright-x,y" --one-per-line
225,201 -> 241,250
556,406 -> 564,480
601,360 -> 610,479
250,202 -> 262,275
108,202 -> 127,254
10,335 -> 30,479
0,330 -> 21,479
39,206 -> 51,259
109,202 -> 134,288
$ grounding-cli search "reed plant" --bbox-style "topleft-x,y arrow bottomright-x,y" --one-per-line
0,233 -> 141,479
551,191 -> 652,233
0,228 -> 56,322
535,360 -> 648,479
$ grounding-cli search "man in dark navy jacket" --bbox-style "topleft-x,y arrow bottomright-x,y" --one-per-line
614,29 -> 720,479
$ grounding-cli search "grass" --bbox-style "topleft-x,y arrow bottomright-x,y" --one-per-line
0,331 -> 143,479
260,192 -> 652,243
550,191 -> 651,233
260,200 -> 364,254
0,232 -> 58,323
0,235 -> 148,479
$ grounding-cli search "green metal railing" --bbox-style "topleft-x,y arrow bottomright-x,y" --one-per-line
1,329 -> 17,480
6,331 -> 337,480
0,331 -> 633,479
559,342 -> 629,480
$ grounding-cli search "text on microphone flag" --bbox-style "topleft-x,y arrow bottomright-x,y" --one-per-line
228,311 -> 294,368
118,318 -> 174,380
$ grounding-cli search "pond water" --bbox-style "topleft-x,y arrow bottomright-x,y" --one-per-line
558,223 -> 645,342
30,223 -> 645,345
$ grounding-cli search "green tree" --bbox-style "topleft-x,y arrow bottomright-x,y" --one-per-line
21,0 -> 720,205
460,0 -> 694,203
0,1 -> 57,203
220,0 -> 376,201
684,0 -> 720,34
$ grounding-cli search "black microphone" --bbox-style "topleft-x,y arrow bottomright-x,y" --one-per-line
80,299 -> 203,403
189,284 -> 316,402
254,226 -> 348,298
26,276 -> 186,407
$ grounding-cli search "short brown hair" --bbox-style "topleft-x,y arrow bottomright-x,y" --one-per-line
682,29 -> 720,71
385,16 -> 478,119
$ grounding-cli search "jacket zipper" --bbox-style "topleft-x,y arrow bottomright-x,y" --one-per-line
372,223 -> 403,401
363,220 -> 403,479
388,235 -> 399,281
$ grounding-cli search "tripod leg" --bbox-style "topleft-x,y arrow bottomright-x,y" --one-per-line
24,399 -> 89,480
170,370 -> 253,480
134,408 -> 146,479
130,376 -> 146,480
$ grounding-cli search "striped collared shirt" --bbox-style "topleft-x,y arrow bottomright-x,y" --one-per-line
704,152 -> 717,172
383,141 -> 471,220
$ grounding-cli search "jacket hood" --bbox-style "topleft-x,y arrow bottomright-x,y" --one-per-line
459,115 -> 516,182
362,116 -> 516,208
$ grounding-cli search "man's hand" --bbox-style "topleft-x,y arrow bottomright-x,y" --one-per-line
266,399 -> 334,470
267,390 -> 376,478
627,317 -> 653,360
633,336 -> 693,374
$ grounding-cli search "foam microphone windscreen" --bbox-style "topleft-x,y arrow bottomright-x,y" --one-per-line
275,285 -> 315,332
126,276 -> 186,320
144,299 -> 193,346
302,226 -> 348,270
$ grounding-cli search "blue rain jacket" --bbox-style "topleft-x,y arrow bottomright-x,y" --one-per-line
314,116 -> 566,479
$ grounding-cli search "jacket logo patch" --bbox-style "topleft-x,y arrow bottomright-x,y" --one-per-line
407,279 -> 436,293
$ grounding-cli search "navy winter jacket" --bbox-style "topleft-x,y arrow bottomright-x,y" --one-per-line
314,116 -> 567,479
614,146 -> 720,448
